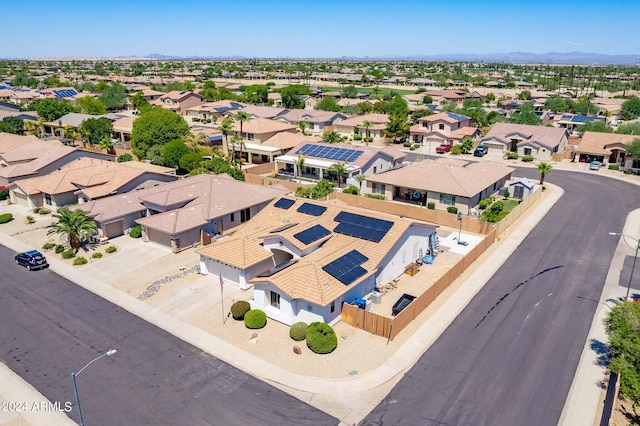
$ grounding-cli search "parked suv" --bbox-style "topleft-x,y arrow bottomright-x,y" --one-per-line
15,250 -> 48,271
435,144 -> 452,154
474,145 -> 489,157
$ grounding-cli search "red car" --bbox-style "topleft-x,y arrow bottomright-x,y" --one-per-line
435,144 -> 452,154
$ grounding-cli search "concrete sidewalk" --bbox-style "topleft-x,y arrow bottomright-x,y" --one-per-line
0,180 -> 629,426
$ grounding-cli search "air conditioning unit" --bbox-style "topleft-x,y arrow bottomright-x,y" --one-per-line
370,291 -> 382,304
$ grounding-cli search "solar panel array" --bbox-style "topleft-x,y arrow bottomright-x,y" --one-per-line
297,144 -> 363,162
322,250 -> 369,285
446,112 -> 468,122
274,198 -> 295,210
52,89 -> 77,98
293,224 -> 331,245
333,211 -> 394,243
297,202 -> 327,216
571,115 -> 602,123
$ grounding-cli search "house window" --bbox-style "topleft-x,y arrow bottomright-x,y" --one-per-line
372,183 -> 386,195
44,194 -> 52,205
524,148 -> 532,156
439,193 -> 456,206
439,123 -> 445,130
270,291 -> 280,309
330,301 -> 335,313
373,166 -> 377,173
493,182 -> 497,190
240,207 -> 251,223
230,212 -> 235,222
632,159 -> 640,169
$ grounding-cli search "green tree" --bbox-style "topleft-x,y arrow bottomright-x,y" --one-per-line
485,92 -> 496,103
298,120 -> 308,135
573,98 -> 599,115
99,82 -> 127,110
2,116 -> 24,133
117,153 -> 133,163
422,95 -> 433,105
342,85 -> 358,98
162,139 -> 189,168
218,117 -> 234,161
327,163 -> 347,188
99,136 -> 116,155
0,122 -> 17,134
296,154 -> 305,183
234,111 -> 251,166
46,207 -> 98,251
79,118 -> 113,146
616,123 -> 640,135
75,96 -> 107,115
622,96 -> 640,120
509,103 -> 541,126
315,96 -> 341,112
576,121 -> 613,134
179,151 -> 203,172
604,301 -> 640,407
625,138 -> 640,159
460,137 -> 474,154
34,98 -> 75,122
280,85 -> 306,109
384,111 -> 410,142
321,130 -> 342,144
355,174 -> 366,191
130,108 -> 189,159
361,119 -> 373,145
244,85 -> 268,104
130,92 -> 152,113
544,96 -> 570,113
537,162 -> 552,185
517,90 -> 532,100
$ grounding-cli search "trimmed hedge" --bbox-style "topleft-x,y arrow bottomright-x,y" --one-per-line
244,309 -> 267,329
427,202 -> 435,210
521,155 -> 534,162
129,225 -> 142,238
73,257 -> 87,265
289,322 -> 308,341
306,322 -> 337,354
0,213 -> 13,223
231,300 -> 251,320
504,151 -> 519,160
61,248 -> 75,259
447,206 -> 458,214
608,164 -> 619,170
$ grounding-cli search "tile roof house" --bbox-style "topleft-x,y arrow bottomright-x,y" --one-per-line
0,138 -> 115,186
274,110 -> 347,135
8,157 -> 179,210
481,122 -> 569,160
196,197 -> 438,325
365,158 -> 514,214
76,173 -> 289,247
275,142 -> 405,186
409,112 -> 481,149
152,91 -> 204,114
333,113 -> 389,142
186,100 -> 246,120
0,132 -> 39,154
575,131 -> 636,165
228,118 -> 297,164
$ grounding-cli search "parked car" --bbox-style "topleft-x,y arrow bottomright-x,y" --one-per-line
474,145 -> 489,157
435,144 -> 452,154
15,250 -> 48,271
589,161 -> 602,170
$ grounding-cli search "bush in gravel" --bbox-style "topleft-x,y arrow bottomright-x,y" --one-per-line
91,252 -> 103,259
37,208 -> 51,215
231,300 -> 251,320
0,213 -> 13,223
608,164 -> 619,170
129,225 -> 142,238
521,155 -> 534,162
73,257 -> 87,265
42,242 -> 56,250
61,248 -> 75,259
306,322 -> 338,354
105,246 -> 117,254
244,309 -> 267,329
289,322 -> 308,341
55,244 -> 65,253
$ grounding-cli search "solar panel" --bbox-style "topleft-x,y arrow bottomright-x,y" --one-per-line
293,224 -> 331,245
446,112 -> 468,122
297,144 -> 363,163
274,198 -> 295,210
322,250 -> 369,285
297,202 -> 327,216
333,211 -> 394,243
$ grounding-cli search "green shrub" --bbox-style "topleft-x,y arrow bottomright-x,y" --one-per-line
608,164 -> 619,170
61,248 -> 76,259
37,207 -> 51,215
447,206 -> 458,214
478,199 -> 489,210
55,244 -> 65,253
231,300 -> 251,320
409,145 -> 416,150
42,242 -> 56,250
306,322 -> 338,354
129,225 -> 142,238
0,186 -> 8,200
490,200 -> 504,213
364,193 -> 386,200
521,155 -> 534,162
0,213 -> 13,223
117,153 -> 133,163
503,188 -> 510,198
32,207 -> 41,214
342,185 -> 359,195
25,215 -> 35,224
403,141 -> 411,147
244,309 -> 267,329
91,252 -> 103,259
450,145 -> 463,155
413,143 -> 421,149
73,256 -> 87,265
427,201 -> 435,210
289,322 -> 308,341
504,151 -> 519,160
624,169 -> 633,175
353,133 -> 362,141
105,245 -> 117,254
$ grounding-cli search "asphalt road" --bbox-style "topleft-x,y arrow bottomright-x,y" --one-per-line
0,249 -> 338,426
363,169 -> 640,426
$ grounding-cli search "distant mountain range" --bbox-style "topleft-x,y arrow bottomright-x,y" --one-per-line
144,52 -> 640,64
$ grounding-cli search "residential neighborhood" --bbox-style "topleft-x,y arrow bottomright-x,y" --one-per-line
1,28 -> 640,426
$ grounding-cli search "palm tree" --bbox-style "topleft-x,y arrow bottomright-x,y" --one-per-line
37,117 -> 46,138
230,135 -> 244,166
185,132 -> 207,151
99,136 -> 116,155
47,207 -> 98,251
537,162 -> 553,185
296,154 -> 305,183
355,174 -> 366,192
298,120 -> 308,135
234,111 -> 251,165
327,163 -> 347,188
321,130 -> 342,144
218,117 -> 234,162
362,120 -> 373,146
24,121 -> 37,136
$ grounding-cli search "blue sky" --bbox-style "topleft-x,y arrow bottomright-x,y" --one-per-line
3,0 -> 639,58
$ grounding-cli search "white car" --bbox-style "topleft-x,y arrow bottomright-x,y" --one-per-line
589,161 -> 602,170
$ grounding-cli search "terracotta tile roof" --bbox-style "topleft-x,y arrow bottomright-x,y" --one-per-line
231,118 -> 296,135
161,91 -> 203,101
0,132 -> 39,153
421,111 -> 469,124
286,142 -> 405,168
335,113 -> 389,127
276,109 -> 347,124
367,158 -> 514,198
262,132 -> 315,150
576,131 -> 636,155
0,139 -> 75,179
197,197 -> 435,305
112,117 -> 134,133
235,105 -> 287,119
483,122 -> 567,151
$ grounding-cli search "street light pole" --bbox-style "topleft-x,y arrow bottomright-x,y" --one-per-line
71,349 -> 117,426
609,232 -> 640,300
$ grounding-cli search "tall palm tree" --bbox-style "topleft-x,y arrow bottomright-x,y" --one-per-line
218,117 -> 234,162
327,163 -> 347,188
537,162 -> 553,185
47,207 -> 98,251
362,119 -> 373,146
234,111 -> 251,165
296,154 -> 305,183
355,174 -> 366,192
